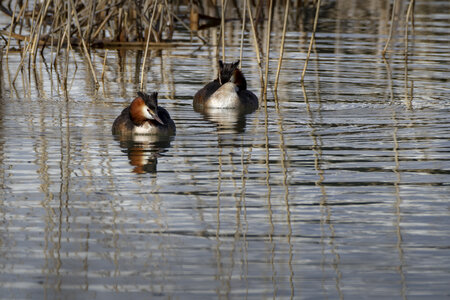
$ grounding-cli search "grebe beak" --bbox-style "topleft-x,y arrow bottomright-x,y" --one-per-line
149,108 -> 164,125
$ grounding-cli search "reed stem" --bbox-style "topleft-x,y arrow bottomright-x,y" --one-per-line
382,0 -> 398,57
239,0 -> 247,67
101,49 -> 108,81
221,0 -> 226,62
31,0 -> 51,66
69,0 -> 98,87
246,0 -> 263,86
140,3 -> 157,91
263,0 -> 274,94
404,0 -> 414,55
300,0 -> 321,83
274,0 -> 290,91
5,8 -> 16,60
63,0 -> 72,90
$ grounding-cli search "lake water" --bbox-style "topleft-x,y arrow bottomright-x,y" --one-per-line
0,1 -> 449,299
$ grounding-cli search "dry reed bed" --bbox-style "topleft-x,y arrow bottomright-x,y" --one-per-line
0,0 -> 414,92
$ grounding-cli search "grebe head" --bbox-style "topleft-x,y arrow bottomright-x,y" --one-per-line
218,60 -> 240,85
130,92 -> 164,125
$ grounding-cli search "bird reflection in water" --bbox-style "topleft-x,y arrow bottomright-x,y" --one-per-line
114,135 -> 173,174
194,105 -> 250,134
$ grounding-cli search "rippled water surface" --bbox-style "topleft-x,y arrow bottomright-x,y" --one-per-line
1,1 -> 449,299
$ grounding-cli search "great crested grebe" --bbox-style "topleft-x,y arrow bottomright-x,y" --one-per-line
112,91 -> 175,136
193,60 -> 258,112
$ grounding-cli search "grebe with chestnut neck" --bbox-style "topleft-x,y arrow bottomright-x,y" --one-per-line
112,91 -> 176,136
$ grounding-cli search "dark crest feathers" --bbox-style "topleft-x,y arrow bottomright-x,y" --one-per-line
137,91 -> 158,109
218,60 -> 240,84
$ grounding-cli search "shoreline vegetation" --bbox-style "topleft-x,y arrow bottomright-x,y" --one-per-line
0,0 -> 414,93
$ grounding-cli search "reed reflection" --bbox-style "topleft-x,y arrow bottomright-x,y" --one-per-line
403,52 -> 413,109
274,91 -> 295,299
214,144 -> 257,298
301,83 -> 343,299
114,135 -> 173,174
392,110 -> 407,299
